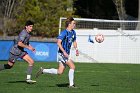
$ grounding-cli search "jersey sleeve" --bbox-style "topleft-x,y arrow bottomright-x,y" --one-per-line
57,30 -> 66,40
18,31 -> 26,42
72,30 -> 76,42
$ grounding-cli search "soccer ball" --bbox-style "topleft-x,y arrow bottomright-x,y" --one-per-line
95,34 -> 104,43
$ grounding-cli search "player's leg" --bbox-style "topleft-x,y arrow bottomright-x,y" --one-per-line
36,53 -> 66,78
36,62 -> 65,78
22,54 -> 36,83
0,62 -> 14,71
0,53 -> 16,71
43,63 -> 65,74
66,59 -> 76,87
44,52 -> 67,75
42,67 -> 58,74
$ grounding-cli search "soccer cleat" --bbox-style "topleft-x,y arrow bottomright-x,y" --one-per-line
68,85 -> 78,88
35,67 -> 43,78
26,79 -> 36,84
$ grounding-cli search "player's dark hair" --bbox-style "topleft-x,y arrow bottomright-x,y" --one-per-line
25,20 -> 34,26
65,17 -> 74,27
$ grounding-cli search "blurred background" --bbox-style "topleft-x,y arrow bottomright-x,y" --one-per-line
0,0 -> 139,38
0,0 -> 140,63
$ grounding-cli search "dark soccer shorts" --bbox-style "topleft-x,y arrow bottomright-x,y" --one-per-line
8,51 -> 27,63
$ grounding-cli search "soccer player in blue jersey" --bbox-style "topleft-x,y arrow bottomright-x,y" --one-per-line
36,17 -> 79,88
0,20 -> 36,84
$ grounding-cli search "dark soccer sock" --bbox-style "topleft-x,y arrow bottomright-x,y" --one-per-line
0,64 -> 5,71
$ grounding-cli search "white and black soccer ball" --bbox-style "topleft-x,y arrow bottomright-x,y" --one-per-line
95,34 -> 104,43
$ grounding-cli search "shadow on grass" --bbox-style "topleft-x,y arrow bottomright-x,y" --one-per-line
7,80 -> 26,83
91,84 -> 99,86
56,83 -> 69,87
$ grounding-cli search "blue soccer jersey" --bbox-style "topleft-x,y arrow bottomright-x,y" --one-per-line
57,29 -> 76,54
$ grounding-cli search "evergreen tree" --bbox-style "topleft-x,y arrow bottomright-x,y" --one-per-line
0,0 -> 77,37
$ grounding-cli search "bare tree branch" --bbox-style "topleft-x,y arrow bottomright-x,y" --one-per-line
112,0 -> 126,29
9,0 -> 16,18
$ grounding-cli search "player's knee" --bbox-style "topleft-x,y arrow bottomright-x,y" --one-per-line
71,67 -> 75,70
70,65 -> 75,70
4,64 -> 13,69
30,62 -> 34,66
29,60 -> 34,66
57,71 -> 63,75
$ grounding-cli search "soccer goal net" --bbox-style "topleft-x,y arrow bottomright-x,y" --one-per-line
59,17 -> 140,64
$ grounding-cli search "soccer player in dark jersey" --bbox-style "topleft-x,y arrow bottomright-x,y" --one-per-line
36,17 -> 79,88
0,20 -> 36,84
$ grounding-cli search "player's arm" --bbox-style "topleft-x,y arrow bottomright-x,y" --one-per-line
57,39 -> 69,58
73,41 -> 79,56
73,41 -> 78,49
18,41 -> 35,52
18,31 -> 35,52
73,31 -> 79,56
28,44 -> 35,52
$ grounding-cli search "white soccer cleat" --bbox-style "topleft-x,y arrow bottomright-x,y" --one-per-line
35,67 -> 43,78
26,79 -> 36,84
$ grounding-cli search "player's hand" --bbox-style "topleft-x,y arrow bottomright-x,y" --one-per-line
76,49 -> 79,56
63,51 -> 69,58
28,45 -> 36,52
32,48 -> 36,52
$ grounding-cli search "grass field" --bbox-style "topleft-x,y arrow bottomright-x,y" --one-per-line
0,61 -> 140,93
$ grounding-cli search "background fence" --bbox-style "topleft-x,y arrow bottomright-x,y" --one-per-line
60,17 -> 140,64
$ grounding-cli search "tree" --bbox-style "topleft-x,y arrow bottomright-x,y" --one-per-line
0,0 -> 77,37
31,0 -> 76,37
0,0 -> 16,37
0,0 -> 28,37
74,0 -> 117,19
136,0 -> 140,30
3,0 -> 77,37
112,0 -> 127,29
112,0 -> 126,20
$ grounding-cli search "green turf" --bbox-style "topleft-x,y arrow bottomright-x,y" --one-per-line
0,61 -> 140,93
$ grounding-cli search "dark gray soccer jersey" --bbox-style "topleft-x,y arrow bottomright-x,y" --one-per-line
10,29 -> 30,55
